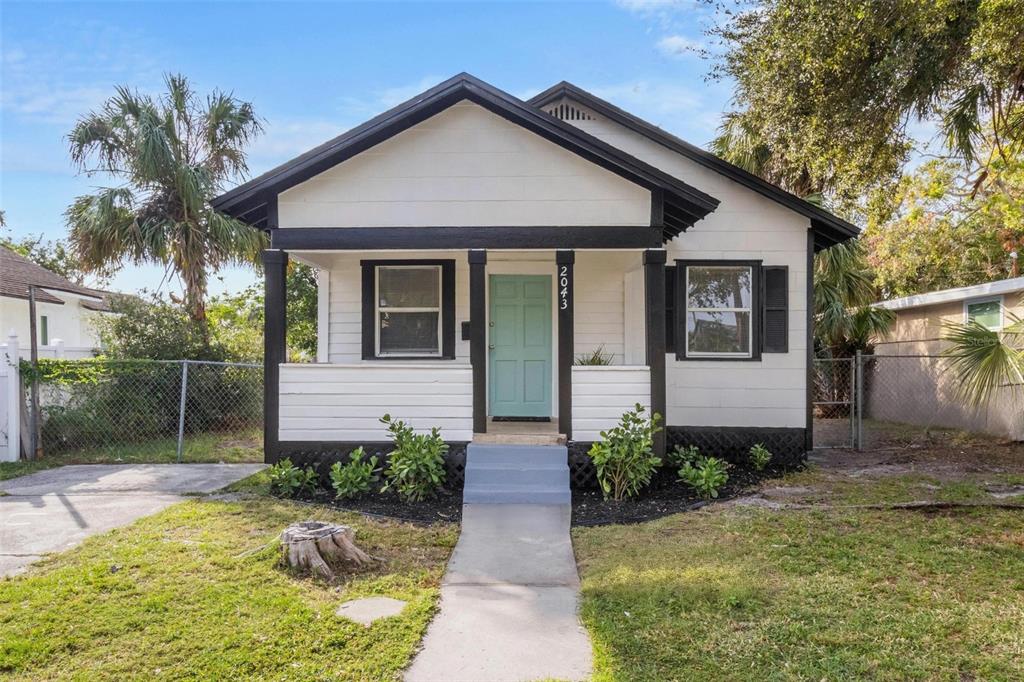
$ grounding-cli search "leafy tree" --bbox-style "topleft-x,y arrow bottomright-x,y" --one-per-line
814,240 -> 894,357
66,73 -> 266,323
708,0 -> 1024,210
95,294 -> 228,361
207,261 -> 318,362
863,142 -> 1024,297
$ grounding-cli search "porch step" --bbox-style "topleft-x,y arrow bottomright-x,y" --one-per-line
463,444 -> 571,505
472,432 -> 567,446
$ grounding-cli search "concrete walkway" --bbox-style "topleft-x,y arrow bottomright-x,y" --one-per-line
405,504 -> 592,682
0,463 -> 264,576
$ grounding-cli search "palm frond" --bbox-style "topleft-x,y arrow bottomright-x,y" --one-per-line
941,315 -> 1024,406
941,84 -> 986,165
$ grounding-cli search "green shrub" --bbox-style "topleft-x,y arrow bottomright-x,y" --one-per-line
667,444 -> 701,469
748,443 -> 773,471
587,404 -> 662,501
574,345 -> 614,366
268,458 -> 319,498
678,456 -> 730,499
329,448 -> 379,500
379,414 -> 448,502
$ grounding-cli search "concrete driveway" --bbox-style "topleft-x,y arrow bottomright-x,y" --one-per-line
0,463 -> 264,577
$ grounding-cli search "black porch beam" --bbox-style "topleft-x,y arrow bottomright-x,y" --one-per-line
556,250 -> 574,440
271,226 -> 663,251
469,249 -> 488,434
644,249 -> 667,456
262,249 -> 288,463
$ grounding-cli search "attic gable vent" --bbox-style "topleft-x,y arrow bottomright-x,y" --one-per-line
545,102 -> 593,121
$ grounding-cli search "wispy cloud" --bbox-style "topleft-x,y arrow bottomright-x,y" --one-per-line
655,35 -> 705,58
1,21 -> 164,127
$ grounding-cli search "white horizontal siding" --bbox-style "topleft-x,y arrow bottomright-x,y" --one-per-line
278,102 -> 651,228
555,102 -> 811,429
572,366 -> 650,441
278,364 -> 473,441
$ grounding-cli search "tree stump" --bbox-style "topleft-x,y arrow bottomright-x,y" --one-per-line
280,521 -> 372,579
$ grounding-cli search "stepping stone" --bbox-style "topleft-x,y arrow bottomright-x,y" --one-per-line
335,596 -> 407,626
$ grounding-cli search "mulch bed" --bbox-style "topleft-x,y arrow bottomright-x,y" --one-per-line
570,467 -> 781,527
281,467 -> 793,527
294,488 -> 463,525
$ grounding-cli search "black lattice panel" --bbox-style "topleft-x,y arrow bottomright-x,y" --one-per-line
567,441 -> 599,489
278,441 -> 468,488
666,427 -> 806,468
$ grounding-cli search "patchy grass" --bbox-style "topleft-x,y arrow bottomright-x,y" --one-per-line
0,429 -> 261,481
574,498 -> 1024,679
0,497 -> 457,680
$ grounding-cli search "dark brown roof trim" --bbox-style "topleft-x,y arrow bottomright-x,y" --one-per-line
528,81 -> 859,250
212,73 -> 720,240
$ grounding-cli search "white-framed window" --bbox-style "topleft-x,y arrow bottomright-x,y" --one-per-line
683,263 -> 756,358
964,296 -> 1003,331
375,264 -> 443,357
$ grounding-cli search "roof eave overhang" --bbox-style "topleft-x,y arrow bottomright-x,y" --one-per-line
213,74 -> 720,241
529,82 -> 859,251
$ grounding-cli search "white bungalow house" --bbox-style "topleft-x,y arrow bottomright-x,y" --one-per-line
212,74 -> 857,473
0,246 -> 112,359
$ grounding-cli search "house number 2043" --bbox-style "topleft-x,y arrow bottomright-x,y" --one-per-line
559,265 -> 570,310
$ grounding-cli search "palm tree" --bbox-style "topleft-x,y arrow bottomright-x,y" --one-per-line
942,315 -> 1024,407
66,74 -> 266,322
814,240 -> 894,357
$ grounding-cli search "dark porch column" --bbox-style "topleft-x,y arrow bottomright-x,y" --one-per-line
556,250 -> 574,439
263,249 -> 288,463
644,249 -> 667,456
469,249 -> 487,434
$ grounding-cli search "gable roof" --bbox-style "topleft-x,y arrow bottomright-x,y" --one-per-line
0,246 -> 106,305
212,73 -> 720,240
875,276 -> 1024,311
528,81 -> 859,250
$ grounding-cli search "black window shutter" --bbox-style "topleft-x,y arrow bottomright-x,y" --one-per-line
665,266 -> 676,353
360,263 -> 375,360
761,266 -> 788,353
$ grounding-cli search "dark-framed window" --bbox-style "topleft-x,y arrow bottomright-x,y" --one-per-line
675,260 -> 762,361
361,259 -> 455,360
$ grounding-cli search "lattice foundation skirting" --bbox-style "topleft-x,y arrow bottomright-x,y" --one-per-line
568,426 -> 808,490
275,442 -> 469,488
666,426 -> 808,468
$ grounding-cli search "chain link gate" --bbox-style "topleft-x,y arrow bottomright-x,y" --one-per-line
812,356 -> 862,449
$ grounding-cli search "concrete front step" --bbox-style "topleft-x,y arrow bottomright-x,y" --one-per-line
463,444 -> 571,504
463,484 -> 571,505
465,464 -> 570,488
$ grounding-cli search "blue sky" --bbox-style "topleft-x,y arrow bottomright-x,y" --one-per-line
1,0 -> 733,296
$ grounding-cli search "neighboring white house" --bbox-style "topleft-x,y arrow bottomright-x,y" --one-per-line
212,74 -> 859,469
0,246 -> 113,358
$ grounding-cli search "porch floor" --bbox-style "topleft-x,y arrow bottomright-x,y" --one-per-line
473,418 -> 566,445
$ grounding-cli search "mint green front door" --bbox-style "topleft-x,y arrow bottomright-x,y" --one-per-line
489,275 -> 552,418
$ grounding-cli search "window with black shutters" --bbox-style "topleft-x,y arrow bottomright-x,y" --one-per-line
761,266 -> 789,353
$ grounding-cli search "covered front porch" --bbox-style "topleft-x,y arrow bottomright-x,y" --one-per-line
262,240 -> 667,461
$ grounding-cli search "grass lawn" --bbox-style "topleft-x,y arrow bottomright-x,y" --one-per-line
0,429 -> 262,481
0,496 -> 458,681
574,480 -> 1024,679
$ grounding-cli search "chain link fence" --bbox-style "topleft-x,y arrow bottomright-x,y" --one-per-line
814,354 -> 1024,449
25,360 -> 262,463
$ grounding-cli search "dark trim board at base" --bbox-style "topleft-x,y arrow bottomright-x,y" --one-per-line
666,426 -> 808,468
276,441 -> 469,487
